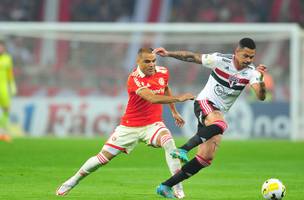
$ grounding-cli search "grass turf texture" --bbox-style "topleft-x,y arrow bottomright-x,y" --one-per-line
0,138 -> 303,200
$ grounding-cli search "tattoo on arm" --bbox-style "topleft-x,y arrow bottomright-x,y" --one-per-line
168,51 -> 202,64
259,82 -> 266,100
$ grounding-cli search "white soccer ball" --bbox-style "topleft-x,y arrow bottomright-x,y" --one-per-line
261,178 -> 286,200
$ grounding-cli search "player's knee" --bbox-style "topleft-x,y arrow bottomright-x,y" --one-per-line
159,133 -> 173,147
96,152 -> 110,165
153,132 -> 173,147
212,120 -> 228,134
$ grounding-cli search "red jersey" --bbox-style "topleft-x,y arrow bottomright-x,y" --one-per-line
120,66 -> 169,127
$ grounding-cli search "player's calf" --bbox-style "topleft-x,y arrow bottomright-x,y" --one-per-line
56,152 -> 109,196
161,155 -> 211,187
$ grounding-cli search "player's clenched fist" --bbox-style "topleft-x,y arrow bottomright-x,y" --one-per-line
153,47 -> 169,57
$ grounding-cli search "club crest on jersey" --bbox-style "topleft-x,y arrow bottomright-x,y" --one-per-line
228,75 -> 240,87
158,78 -> 165,86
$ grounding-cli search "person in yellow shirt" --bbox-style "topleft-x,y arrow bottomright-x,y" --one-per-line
0,41 -> 17,142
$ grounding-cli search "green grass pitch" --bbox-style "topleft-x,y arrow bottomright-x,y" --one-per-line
0,138 -> 303,200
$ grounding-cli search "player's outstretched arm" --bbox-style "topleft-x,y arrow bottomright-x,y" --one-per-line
153,47 -> 202,64
137,88 -> 195,104
251,65 -> 267,101
164,86 -> 185,127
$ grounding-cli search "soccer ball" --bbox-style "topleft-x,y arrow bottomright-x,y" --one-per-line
261,178 -> 286,200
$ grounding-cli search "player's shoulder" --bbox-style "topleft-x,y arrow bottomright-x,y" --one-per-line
129,68 -> 140,78
155,66 -> 169,74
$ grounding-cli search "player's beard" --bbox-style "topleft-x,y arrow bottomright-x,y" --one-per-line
146,67 -> 155,76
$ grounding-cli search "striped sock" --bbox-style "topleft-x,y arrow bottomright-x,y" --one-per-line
72,153 -> 109,182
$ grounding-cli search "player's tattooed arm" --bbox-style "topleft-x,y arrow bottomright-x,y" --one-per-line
251,82 -> 266,101
254,64 -> 267,101
153,47 -> 201,64
167,51 -> 202,64
258,81 -> 266,101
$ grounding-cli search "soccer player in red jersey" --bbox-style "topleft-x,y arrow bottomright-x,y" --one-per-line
56,48 -> 194,198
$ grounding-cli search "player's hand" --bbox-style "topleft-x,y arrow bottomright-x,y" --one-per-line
177,93 -> 195,102
152,47 -> 169,57
172,112 -> 185,128
256,64 -> 267,80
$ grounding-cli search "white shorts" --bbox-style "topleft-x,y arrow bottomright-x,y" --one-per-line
102,121 -> 170,155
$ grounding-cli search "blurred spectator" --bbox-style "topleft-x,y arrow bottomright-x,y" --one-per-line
0,0 -> 42,21
70,0 -> 135,22
0,0 -> 302,100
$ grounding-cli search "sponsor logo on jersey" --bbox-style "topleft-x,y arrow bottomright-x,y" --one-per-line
222,58 -> 231,63
151,88 -> 165,94
214,84 -> 228,96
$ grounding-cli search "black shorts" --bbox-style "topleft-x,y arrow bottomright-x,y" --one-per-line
194,100 -> 219,130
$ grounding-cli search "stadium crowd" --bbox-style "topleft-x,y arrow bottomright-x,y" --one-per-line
0,0 -> 301,102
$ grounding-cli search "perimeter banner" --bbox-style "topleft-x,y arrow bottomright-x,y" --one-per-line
10,98 -> 290,139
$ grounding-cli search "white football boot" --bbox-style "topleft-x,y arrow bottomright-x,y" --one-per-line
56,178 -> 78,196
173,183 -> 185,199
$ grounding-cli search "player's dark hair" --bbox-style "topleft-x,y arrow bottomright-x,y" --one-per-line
239,38 -> 256,49
137,47 -> 153,55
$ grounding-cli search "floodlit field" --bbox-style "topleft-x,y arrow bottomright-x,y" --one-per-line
0,138 -> 303,200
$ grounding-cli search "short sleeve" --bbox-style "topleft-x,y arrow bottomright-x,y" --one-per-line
127,76 -> 148,94
250,70 -> 263,85
201,52 -> 222,69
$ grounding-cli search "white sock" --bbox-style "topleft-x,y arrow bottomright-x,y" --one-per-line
161,136 -> 184,193
70,153 -> 109,183
161,136 -> 181,176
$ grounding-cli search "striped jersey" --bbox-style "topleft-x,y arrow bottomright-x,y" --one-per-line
120,66 -> 169,127
196,52 -> 262,112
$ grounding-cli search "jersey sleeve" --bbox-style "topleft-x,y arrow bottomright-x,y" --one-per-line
201,52 -> 222,69
127,75 -> 148,94
249,69 -> 263,85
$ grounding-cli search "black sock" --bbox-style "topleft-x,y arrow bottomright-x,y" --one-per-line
162,157 -> 206,187
180,124 -> 223,151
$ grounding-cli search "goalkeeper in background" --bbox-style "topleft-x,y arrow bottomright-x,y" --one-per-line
0,40 -> 17,142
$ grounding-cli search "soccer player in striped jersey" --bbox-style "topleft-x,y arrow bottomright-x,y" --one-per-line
0,41 -> 17,142
153,38 -> 267,198
56,48 -> 195,198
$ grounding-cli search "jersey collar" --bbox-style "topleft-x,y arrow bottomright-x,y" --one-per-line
136,65 -> 159,77
136,66 -> 146,78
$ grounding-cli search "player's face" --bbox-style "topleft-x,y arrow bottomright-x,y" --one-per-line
235,47 -> 256,68
137,52 -> 156,76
